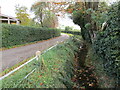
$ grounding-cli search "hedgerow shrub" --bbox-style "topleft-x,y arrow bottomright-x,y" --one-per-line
61,30 -> 81,35
2,24 -> 60,48
93,2 -> 120,86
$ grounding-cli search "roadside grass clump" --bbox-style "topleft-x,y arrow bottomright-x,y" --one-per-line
2,24 -> 61,48
1,36 -> 81,88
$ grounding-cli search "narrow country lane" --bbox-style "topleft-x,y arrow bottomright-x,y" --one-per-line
0,34 -> 69,72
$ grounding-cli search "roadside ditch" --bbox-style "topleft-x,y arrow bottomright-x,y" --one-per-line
71,42 -> 98,89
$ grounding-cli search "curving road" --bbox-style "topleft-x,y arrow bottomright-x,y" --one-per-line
0,34 -> 69,72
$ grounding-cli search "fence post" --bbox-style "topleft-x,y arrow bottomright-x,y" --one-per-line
35,51 -> 41,60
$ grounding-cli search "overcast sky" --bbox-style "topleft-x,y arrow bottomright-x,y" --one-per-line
0,0 -> 36,17
0,0 -> 118,29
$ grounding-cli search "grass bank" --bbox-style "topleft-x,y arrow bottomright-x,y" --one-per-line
1,36 -> 81,88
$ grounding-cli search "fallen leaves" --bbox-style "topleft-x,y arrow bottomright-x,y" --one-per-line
71,77 -> 77,82
89,83 -> 94,87
38,75 -> 42,78
72,66 -> 98,88
40,83 -> 43,86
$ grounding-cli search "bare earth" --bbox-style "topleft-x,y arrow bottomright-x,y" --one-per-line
0,34 -> 69,72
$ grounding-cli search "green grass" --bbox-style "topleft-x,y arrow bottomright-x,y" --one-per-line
61,33 -> 74,36
1,36 -> 81,88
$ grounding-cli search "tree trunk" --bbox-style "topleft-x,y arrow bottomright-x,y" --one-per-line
93,2 -> 99,10
85,1 -> 99,39
92,2 -> 99,31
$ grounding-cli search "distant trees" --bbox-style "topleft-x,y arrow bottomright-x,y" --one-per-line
42,11 -> 58,28
31,2 -> 47,27
15,5 -> 31,26
65,26 -> 73,31
31,1 -> 69,28
15,5 -> 40,27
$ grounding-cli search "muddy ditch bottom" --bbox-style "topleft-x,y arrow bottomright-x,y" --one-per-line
72,43 -> 98,89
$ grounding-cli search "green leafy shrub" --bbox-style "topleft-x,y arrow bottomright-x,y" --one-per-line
62,30 -> 81,35
65,26 -> 73,32
2,24 -> 60,48
93,2 -> 120,86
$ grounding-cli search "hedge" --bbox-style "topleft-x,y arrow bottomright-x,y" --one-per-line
61,30 -> 81,35
93,2 -> 120,86
2,24 -> 61,48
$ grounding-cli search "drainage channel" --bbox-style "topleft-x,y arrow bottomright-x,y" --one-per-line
72,43 -> 98,89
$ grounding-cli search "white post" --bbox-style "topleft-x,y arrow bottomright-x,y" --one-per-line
0,6 -> 1,14
16,20 -> 20,25
8,17 -> 10,24
35,51 -> 41,60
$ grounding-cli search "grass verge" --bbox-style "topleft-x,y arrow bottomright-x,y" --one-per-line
61,33 -> 74,37
1,36 -> 81,88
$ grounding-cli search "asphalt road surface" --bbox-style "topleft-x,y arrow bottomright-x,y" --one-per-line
0,34 -> 69,72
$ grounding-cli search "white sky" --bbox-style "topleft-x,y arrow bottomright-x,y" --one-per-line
0,0 -> 118,29
0,0 -> 36,17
